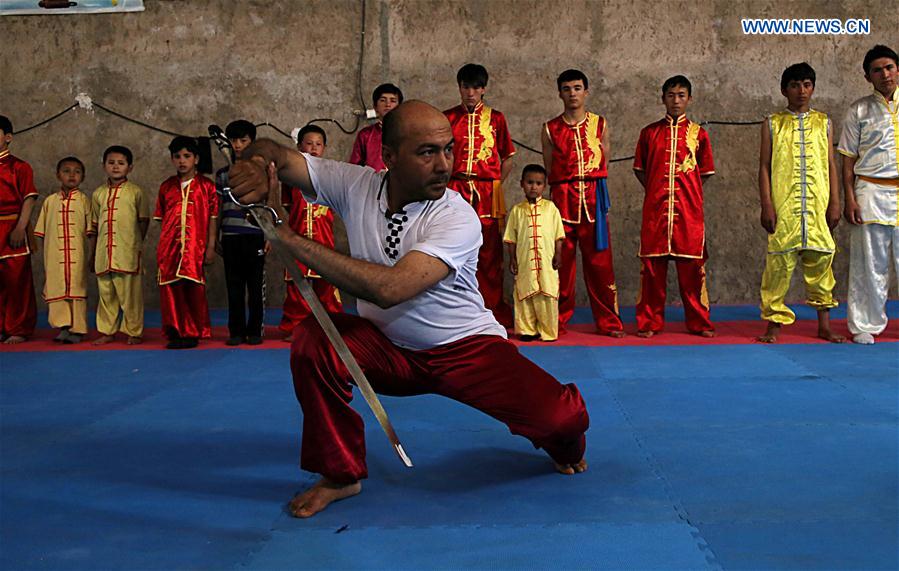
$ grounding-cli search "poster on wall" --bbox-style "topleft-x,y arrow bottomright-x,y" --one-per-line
0,0 -> 144,16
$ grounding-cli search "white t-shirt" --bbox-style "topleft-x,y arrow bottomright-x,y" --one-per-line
302,154 -> 506,350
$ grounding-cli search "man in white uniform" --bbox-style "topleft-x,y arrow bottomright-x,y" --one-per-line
229,101 -> 590,518
838,44 -> 899,344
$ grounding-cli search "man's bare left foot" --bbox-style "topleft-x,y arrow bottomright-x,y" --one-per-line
554,458 -> 588,475
818,329 -> 845,343
92,334 -> 115,345
288,478 -> 362,518
282,334 -> 294,343
3,335 -> 26,345
608,330 -> 626,338
636,330 -> 654,338
696,330 -> 716,338
127,336 -> 143,345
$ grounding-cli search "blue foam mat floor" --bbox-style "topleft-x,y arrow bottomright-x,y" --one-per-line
1,330 -> 897,569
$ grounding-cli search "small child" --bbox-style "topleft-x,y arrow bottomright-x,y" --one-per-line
633,75 -> 716,338
757,63 -> 843,343
216,119 -> 267,346
503,164 -> 564,341
154,136 -> 219,349
0,115 -> 38,344
279,124 -> 342,341
91,145 -> 149,345
349,83 -> 404,171
34,157 -> 91,343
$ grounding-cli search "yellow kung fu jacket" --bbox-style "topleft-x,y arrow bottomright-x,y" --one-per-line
768,109 -> 834,254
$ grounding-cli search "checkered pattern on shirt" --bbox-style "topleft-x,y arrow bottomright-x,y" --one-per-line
384,211 -> 408,260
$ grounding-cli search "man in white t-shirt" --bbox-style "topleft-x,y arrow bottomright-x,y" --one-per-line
229,101 -> 590,518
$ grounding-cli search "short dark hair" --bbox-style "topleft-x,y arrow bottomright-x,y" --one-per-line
168,136 -> 199,156
457,63 -> 488,88
382,104 -> 402,149
57,156 -> 85,173
863,44 -> 898,75
521,164 -> 547,179
297,124 -> 327,146
372,83 -> 404,106
0,115 -> 12,135
662,75 -> 692,96
557,69 -> 589,91
225,119 -> 256,141
781,63 -> 816,91
103,145 -> 133,165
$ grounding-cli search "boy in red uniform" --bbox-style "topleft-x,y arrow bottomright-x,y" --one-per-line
633,75 -> 716,337
0,115 -> 38,344
444,63 -> 515,327
349,83 -> 403,171
154,136 -> 219,349
541,70 -> 624,336
279,125 -> 342,341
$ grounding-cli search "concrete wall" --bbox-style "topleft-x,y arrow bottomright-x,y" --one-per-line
3,0 -> 896,312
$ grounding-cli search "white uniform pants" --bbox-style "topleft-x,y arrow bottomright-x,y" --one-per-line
848,223 -> 899,335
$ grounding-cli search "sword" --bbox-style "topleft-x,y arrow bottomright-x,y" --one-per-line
208,125 -> 413,468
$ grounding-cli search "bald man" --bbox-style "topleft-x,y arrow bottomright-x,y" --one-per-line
229,101 -> 590,518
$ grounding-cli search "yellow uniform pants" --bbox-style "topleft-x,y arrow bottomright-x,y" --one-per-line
96,272 -> 144,337
48,299 -> 87,334
760,250 -> 838,325
514,293 -> 559,341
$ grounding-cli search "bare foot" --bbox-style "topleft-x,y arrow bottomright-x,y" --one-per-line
282,334 -> 294,343
3,335 -> 26,345
608,330 -> 626,338
697,330 -> 716,338
554,458 -> 588,475
288,478 -> 362,518
636,330 -> 654,338
818,329 -> 845,343
92,334 -> 115,346
127,336 -> 143,345
756,322 -> 780,343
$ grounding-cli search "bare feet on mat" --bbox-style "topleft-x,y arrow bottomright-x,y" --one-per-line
817,329 -> 845,343
127,336 -> 143,345
288,478 -> 362,518
554,458 -> 588,475
697,330 -> 716,338
608,330 -> 626,338
756,323 -> 780,343
636,330 -> 654,338
92,334 -> 115,345
3,335 -> 26,344
282,334 -> 293,343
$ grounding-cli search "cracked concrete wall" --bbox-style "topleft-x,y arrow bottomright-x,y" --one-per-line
2,0 -> 896,313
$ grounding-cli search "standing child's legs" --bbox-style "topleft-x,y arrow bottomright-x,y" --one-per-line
798,249 -> 842,343
94,274 -> 120,343
0,254 -> 36,341
514,295 -> 540,339
848,223 -> 898,344
116,272 -> 144,341
675,256 -> 714,335
636,257 -> 669,336
758,251 -> 798,342
531,293 -> 559,341
576,220 -> 624,335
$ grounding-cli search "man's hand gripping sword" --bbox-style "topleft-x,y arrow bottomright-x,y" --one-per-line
208,125 -> 413,468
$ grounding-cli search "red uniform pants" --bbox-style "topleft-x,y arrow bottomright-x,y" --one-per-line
159,280 -> 211,339
0,254 -> 36,338
636,256 -> 713,333
279,278 -> 342,334
558,220 -> 623,333
290,313 -> 589,483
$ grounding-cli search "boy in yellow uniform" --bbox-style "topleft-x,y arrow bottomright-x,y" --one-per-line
503,164 -> 565,341
91,145 -> 149,345
757,63 -> 843,343
34,157 -> 92,343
